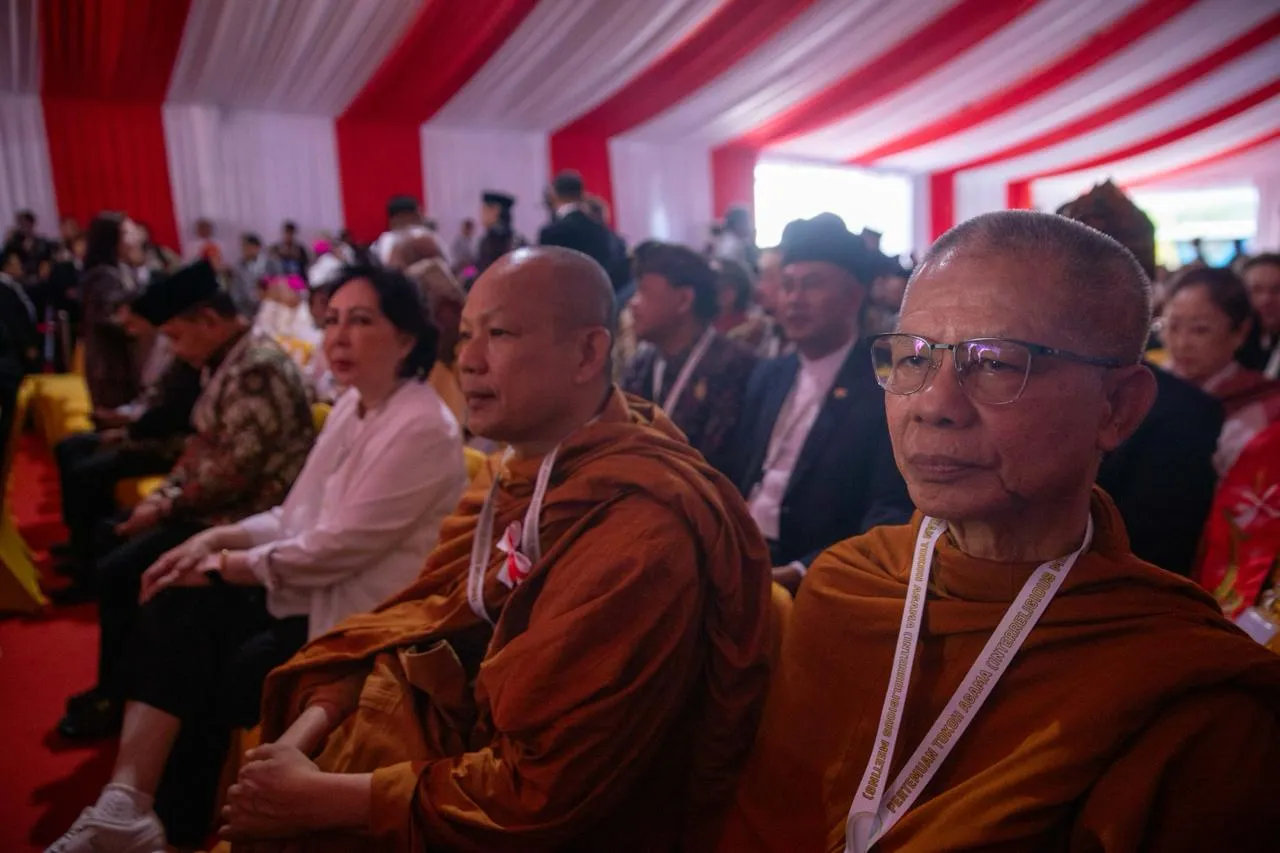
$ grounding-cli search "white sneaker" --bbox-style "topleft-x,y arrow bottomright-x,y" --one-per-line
44,803 -> 166,853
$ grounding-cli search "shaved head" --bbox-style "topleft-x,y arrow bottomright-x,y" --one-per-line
491,246 -> 616,339
919,210 -> 1153,362
458,247 -> 616,454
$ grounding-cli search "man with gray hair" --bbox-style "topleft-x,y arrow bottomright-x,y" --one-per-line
717,210 -> 1280,852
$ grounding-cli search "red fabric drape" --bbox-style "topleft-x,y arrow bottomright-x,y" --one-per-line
39,0 -> 191,250
549,0 -> 820,212
1019,78 -> 1280,184
333,120 -> 424,243
711,145 -> 759,221
738,0 -> 1039,149
336,0 -> 539,237
548,132 -> 615,215
42,99 -> 180,249
929,171 -> 956,241
850,0 -> 1200,163
1125,128 -> 1280,188
947,13 -> 1280,173
1005,180 -> 1033,211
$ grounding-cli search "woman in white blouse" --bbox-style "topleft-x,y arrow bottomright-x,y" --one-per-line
49,265 -> 467,853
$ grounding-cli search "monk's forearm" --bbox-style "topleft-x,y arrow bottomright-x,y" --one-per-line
276,705 -> 336,755
309,772 -> 373,831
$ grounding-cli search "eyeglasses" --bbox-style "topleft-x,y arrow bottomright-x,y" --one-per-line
869,333 -> 1129,405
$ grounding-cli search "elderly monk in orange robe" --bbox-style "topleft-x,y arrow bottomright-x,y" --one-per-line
717,211 -> 1280,853
220,247 -> 772,852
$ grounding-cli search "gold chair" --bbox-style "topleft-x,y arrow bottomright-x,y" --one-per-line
0,378 -> 46,612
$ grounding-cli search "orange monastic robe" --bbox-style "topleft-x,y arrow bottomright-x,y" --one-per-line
254,391 -> 772,852
718,490 -> 1280,852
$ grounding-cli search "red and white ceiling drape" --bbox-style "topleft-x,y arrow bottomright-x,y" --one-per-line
0,0 -> 1276,255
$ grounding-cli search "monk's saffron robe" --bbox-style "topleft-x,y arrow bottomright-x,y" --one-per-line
255,391 -> 772,852
718,489 -> 1280,852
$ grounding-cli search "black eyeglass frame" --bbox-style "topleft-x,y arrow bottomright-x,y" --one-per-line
868,333 -> 1131,405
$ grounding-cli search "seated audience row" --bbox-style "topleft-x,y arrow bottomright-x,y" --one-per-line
50,262 -> 465,850
20,185 -> 1278,852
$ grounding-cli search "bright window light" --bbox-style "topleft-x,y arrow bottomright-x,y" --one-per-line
1131,185 -> 1259,267
754,159 -> 913,255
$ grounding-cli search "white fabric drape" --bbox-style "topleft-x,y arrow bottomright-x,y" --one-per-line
942,51 -> 1279,185
882,0 -> 1277,172
434,0 -> 723,131
0,0 -> 40,95
609,139 -> 712,246
628,0 -> 949,144
164,105 -> 345,253
606,138 -> 716,245
952,171 -> 1011,225
1256,174 -> 1280,249
420,126 -> 549,246
777,0 -> 1138,161
0,94 -> 58,232
167,0 -> 422,114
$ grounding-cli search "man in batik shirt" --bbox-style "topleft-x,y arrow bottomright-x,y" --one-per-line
59,260 -> 315,740
623,242 -> 757,473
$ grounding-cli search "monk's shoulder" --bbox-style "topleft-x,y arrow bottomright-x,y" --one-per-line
805,521 -> 919,597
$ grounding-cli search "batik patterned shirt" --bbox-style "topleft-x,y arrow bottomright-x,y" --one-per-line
623,330 -> 757,472
146,329 -> 315,527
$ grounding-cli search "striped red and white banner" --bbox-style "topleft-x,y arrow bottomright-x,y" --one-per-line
0,0 -> 1276,254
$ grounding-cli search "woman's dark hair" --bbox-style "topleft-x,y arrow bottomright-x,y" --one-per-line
84,211 -> 125,269
327,265 -> 439,380
1168,266 -> 1252,330
711,257 -> 754,313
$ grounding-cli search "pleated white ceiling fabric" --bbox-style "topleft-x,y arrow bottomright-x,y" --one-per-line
0,0 -> 40,95
164,104 -> 345,252
964,52 -> 1279,183
0,94 -> 57,229
624,0 -> 948,144
771,0 -> 1142,161
609,138 -> 713,245
419,125 -> 550,244
431,0 -> 725,131
880,0 -> 1279,172
166,0 -> 422,113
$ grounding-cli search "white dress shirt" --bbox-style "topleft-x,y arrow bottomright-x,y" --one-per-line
235,380 -> 466,637
748,338 -> 856,542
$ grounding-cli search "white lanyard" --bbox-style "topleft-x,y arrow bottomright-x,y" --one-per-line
1265,342 -> 1280,380
467,446 -> 558,625
844,514 -> 1094,853
653,327 -> 715,412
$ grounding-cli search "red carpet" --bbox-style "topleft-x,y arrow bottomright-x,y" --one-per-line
0,437 -> 115,853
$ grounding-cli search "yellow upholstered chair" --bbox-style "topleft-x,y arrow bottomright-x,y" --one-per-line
114,476 -> 167,510
275,336 -> 314,367
29,374 -> 94,449
463,446 -> 486,482
1,377 -> 45,612
311,402 -> 331,433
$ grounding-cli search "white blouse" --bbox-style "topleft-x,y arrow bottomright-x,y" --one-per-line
235,380 -> 466,637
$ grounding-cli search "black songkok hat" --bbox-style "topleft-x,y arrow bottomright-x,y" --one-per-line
482,191 -> 516,209
780,213 -> 877,285
131,260 -> 219,326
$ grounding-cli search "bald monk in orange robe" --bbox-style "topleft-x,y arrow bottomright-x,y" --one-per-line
718,211 -> 1280,853
220,247 -> 772,851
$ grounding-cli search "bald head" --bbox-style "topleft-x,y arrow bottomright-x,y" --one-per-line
459,247 -> 616,454
488,246 -> 616,338
920,211 -> 1152,362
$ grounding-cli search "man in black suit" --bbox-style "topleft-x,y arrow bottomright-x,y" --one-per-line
1097,366 -> 1222,577
723,214 -> 913,592
538,171 -> 626,289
